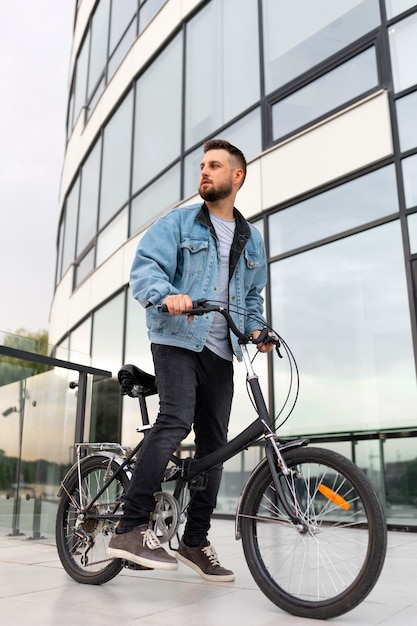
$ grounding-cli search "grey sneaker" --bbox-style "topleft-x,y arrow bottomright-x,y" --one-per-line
107,525 -> 178,570
177,539 -> 235,582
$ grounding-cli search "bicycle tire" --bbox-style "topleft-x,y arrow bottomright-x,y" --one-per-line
56,455 -> 130,585
239,446 -> 387,620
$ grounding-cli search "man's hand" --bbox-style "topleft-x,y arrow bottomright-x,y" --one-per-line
252,329 -> 275,353
163,294 -> 194,322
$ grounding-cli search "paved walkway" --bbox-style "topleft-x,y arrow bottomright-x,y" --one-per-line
0,519 -> 416,625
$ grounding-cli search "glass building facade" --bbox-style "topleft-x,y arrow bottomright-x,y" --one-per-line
49,0 -> 417,525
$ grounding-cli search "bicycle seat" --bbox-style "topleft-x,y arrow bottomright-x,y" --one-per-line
118,364 -> 157,397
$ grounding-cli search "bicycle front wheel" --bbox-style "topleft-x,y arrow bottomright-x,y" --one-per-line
240,446 -> 387,620
56,455 -> 130,585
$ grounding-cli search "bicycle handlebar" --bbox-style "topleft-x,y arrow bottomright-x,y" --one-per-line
157,299 -> 281,350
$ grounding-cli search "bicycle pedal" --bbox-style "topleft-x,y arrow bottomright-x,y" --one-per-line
122,559 -> 154,571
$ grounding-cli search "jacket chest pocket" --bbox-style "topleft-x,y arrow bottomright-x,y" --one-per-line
180,238 -> 209,277
244,248 -> 261,270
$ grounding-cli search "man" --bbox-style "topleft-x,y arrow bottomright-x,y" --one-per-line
108,139 -> 272,581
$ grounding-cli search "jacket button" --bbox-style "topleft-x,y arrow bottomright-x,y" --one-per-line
249,261 -> 254,267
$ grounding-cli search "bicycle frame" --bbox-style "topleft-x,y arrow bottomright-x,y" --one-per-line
60,340 -> 307,530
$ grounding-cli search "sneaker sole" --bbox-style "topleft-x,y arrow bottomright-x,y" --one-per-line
107,547 -> 178,571
176,551 -> 235,582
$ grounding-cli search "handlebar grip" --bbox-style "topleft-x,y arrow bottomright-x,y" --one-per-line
157,298 -> 208,314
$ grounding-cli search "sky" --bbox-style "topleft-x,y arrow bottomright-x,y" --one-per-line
0,1 -> 74,334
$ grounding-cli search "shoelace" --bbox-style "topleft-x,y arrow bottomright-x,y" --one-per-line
201,544 -> 221,566
141,528 -> 161,550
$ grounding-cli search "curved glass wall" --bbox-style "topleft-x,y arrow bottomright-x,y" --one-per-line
53,2 -> 417,523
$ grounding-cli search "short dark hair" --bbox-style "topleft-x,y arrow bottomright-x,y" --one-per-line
203,139 -> 247,187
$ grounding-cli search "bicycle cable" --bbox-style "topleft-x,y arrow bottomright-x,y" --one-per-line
201,299 -> 300,431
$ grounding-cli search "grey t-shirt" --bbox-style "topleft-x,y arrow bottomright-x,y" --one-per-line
205,213 -> 236,361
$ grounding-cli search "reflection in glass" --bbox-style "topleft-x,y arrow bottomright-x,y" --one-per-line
132,34 -> 182,192
272,47 -> 378,140
91,293 -> 125,442
385,0 -> 417,18
270,222 -> 417,435
382,436 -> 417,519
72,33 -> 90,126
87,0 -> 110,99
269,166 -> 398,257
99,92 -> 133,228
262,0 -> 380,93
91,292 -> 124,374
74,247 -> 95,287
130,164 -> 180,237
109,0 -> 137,53
185,0 -> 260,148
139,0 -> 167,33
108,21 -> 137,81
407,212 -> 417,252
69,317 -> 92,365
77,140 -> 101,255
96,207 -> 128,267
396,90 -> 417,151
402,153 -> 417,208
61,178 -> 80,278
389,12 -> 417,92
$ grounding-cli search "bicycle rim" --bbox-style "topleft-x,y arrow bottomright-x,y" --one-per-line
56,456 -> 129,585
240,447 -> 387,619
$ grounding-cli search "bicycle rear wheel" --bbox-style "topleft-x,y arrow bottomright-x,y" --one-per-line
56,455 -> 130,585
239,446 -> 387,620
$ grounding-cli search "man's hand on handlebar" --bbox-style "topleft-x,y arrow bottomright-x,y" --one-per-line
163,294 -> 195,322
252,329 -> 275,353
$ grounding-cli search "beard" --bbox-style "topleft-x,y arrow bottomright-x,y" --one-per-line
199,177 -> 233,202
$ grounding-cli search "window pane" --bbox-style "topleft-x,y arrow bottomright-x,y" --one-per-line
73,33 -> 90,125
183,109 -> 262,198
61,178 -> 80,276
74,247 -> 95,287
96,207 -> 128,266
389,12 -> 417,92
108,20 -> 136,81
69,317 -> 92,365
262,0 -> 380,93
77,140 -> 101,255
272,47 -> 378,141
185,0 -> 260,148
130,163 -> 180,236
396,91 -> 417,152
402,153 -> 417,208
100,92 -> 133,228
109,0 -> 137,52
407,212 -> 417,252
132,34 -> 182,191
139,0 -> 166,33
87,0 -> 110,98
269,166 -> 398,256
270,222 -> 417,435
386,0 -> 417,18
91,293 -> 124,441
91,292 -> 124,373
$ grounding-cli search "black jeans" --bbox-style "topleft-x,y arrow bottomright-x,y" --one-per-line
121,344 -> 234,546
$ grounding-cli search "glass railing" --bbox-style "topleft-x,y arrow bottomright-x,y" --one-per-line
0,341 -> 111,539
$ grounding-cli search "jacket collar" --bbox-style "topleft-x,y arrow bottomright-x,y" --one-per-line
196,203 -> 251,280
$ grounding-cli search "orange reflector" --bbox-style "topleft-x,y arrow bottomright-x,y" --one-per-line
318,483 -> 350,510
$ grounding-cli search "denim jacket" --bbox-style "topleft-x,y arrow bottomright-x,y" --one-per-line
130,203 -> 268,360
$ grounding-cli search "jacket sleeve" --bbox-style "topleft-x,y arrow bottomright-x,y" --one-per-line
244,235 -> 268,333
129,212 -> 181,308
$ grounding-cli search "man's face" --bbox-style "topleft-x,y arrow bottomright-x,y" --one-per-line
198,149 -> 235,202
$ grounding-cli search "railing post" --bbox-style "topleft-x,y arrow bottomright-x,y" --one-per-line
73,371 -> 88,457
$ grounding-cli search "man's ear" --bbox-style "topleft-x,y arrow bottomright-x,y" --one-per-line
234,167 -> 244,187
